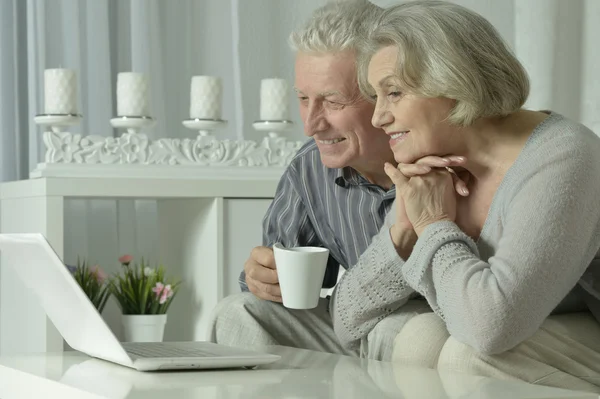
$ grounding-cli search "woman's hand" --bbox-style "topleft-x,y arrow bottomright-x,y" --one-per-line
391,156 -> 467,232
386,156 -> 465,237
397,156 -> 470,197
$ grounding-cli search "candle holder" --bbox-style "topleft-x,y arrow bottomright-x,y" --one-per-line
182,118 -> 227,138
34,113 -> 83,133
252,120 -> 294,138
110,116 -> 156,134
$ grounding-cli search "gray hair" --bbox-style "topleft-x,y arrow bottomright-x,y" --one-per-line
289,0 -> 383,54
357,0 -> 530,126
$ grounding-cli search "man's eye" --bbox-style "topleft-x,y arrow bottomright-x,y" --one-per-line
298,96 -> 308,101
325,101 -> 344,109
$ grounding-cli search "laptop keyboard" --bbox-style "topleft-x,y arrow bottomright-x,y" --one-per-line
122,342 -> 223,358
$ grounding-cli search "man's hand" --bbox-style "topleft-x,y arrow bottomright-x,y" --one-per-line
244,246 -> 282,302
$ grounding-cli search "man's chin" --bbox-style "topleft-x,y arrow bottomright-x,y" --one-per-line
319,154 -> 349,170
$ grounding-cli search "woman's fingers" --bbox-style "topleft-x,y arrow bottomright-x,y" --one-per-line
415,155 -> 466,167
397,163 -> 432,176
393,155 -> 470,197
448,168 -> 470,196
394,162 -> 470,197
384,162 -> 408,186
398,156 -> 467,177
445,155 -> 467,164
414,156 -> 451,167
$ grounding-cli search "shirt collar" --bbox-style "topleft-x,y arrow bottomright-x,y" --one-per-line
334,167 -> 364,187
334,167 -> 396,197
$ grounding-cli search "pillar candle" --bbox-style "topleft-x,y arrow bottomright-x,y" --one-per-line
190,76 -> 222,119
117,72 -> 150,116
260,78 -> 289,120
44,69 -> 78,114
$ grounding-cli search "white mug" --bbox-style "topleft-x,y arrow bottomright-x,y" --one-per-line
272,243 -> 330,309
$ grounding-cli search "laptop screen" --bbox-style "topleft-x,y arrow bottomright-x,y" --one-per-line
0,233 -> 131,365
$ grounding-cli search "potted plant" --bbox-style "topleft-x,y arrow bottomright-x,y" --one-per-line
110,255 -> 180,342
66,259 -> 111,313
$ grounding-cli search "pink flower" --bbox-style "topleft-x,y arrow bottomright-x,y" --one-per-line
152,282 -> 164,296
119,254 -> 133,266
160,284 -> 174,304
89,265 -> 107,283
152,282 -> 174,305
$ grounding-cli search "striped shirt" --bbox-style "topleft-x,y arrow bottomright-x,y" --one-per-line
239,139 -> 396,291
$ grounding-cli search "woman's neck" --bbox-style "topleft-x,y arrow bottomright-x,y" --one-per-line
453,110 -> 549,181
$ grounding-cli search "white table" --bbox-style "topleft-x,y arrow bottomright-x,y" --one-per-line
0,346 -> 596,399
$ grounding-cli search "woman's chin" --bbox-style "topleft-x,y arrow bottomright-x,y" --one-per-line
393,154 -> 412,165
393,151 -> 427,165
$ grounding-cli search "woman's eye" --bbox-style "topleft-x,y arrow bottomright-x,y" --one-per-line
370,94 -> 378,101
388,91 -> 402,98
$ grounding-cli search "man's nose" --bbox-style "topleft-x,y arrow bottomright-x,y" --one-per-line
304,106 -> 330,137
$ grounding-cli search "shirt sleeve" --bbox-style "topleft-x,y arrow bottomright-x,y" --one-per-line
401,145 -> 600,354
329,203 -> 416,348
239,165 -> 340,292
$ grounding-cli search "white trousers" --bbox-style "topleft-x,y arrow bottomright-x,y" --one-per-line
393,312 -> 600,393
208,292 -> 429,361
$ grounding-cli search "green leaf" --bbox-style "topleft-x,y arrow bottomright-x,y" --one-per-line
105,257 -> 180,315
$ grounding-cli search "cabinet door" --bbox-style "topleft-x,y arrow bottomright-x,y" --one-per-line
223,199 -> 272,297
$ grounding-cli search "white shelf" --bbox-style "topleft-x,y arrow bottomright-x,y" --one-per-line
30,162 -> 287,181
2,172 -> 281,200
0,172 -> 282,355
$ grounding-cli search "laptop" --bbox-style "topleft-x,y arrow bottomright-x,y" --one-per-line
0,233 -> 280,371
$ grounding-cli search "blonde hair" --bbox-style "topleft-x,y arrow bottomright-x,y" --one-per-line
358,0 -> 530,126
289,0 -> 383,54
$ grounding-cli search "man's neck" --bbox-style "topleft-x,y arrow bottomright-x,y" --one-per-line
354,166 -> 394,190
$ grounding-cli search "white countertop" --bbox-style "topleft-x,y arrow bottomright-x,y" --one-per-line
0,346 -> 596,399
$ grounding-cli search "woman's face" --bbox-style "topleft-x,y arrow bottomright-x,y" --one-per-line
367,46 -> 457,164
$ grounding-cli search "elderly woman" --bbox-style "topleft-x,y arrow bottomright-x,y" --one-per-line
329,0 -> 600,392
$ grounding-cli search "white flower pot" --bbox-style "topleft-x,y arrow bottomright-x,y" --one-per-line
121,314 -> 167,342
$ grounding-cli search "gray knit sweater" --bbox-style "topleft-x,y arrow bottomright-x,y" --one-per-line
330,112 -> 600,355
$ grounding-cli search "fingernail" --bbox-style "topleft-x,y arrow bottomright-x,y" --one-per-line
453,156 -> 466,162
461,187 -> 469,195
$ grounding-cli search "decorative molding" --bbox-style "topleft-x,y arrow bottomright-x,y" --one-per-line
41,131 -> 306,168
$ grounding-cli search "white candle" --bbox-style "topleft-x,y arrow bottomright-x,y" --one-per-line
260,78 -> 289,120
117,72 -> 150,116
44,69 -> 78,114
190,76 -> 222,119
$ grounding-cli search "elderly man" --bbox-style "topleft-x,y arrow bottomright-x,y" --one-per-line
208,0 -> 432,361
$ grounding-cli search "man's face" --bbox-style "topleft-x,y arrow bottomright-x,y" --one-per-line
294,51 -> 394,175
